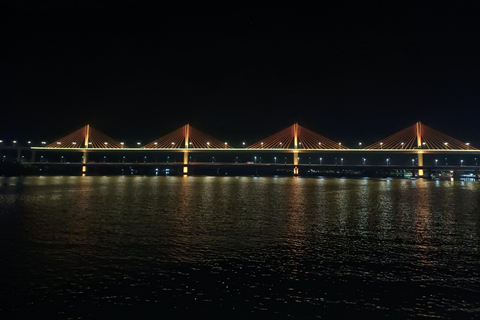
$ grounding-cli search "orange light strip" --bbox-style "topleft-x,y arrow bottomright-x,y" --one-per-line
297,125 -> 348,149
46,125 -> 126,148
247,125 -> 295,149
422,124 -> 477,150
364,122 -> 477,150
143,127 -> 185,148
144,125 -> 233,149
248,124 -> 347,149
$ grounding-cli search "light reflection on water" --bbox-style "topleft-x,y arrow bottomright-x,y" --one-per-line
0,176 -> 480,319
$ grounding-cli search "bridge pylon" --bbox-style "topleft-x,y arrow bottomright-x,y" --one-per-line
293,123 -> 299,175
183,124 -> 190,174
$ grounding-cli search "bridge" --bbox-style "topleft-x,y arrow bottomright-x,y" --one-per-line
1,122 -> 479,178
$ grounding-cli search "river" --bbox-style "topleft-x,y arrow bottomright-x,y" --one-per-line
1,176 -> 479,319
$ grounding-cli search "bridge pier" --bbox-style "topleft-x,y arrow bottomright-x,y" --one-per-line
82,125 -> 90,175
183,151 -> 189,174
82,150 -> 88,175
416,122 -> 424,177
183,124 -> 190,175
417,152 -> 424,177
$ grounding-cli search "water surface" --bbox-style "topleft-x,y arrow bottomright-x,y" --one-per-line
1,176 -> 479,319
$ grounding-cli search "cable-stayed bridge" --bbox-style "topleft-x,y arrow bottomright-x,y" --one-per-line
2,122 -> 479,177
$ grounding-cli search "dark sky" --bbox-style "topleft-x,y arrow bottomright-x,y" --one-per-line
1,1 -> 480,147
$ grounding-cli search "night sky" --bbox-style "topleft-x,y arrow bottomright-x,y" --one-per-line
2,1 -> 480,147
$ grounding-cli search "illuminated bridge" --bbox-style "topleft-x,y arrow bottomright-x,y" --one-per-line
1,122 -> 479,177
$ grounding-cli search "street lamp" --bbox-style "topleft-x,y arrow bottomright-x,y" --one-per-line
460,159 -> 464,167
274,157 -> 277,164
386,158 -> 390,166
320,157 -> 322,165
254,156 -> 257,163
362,158 -> 366,165
435,159 -> 438,166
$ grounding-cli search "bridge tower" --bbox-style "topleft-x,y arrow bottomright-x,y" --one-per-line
82,124 -> 90,175
183,124 -> 190,174
416,122 -> 424,176
293,123 -> 299,175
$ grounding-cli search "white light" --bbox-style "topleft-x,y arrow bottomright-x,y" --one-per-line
27,141 -> 31,144
154,142 -> 158,145
104,142 -> 108,145
57,142 -> 61,144
466,142 -> 470,145
42,141 -> 46,144
72,142 -> 76,145
120,142 -> 124,145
